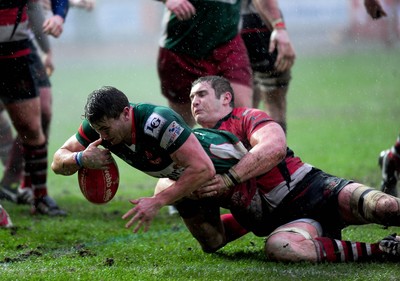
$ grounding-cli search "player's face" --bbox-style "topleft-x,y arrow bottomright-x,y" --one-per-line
90,109 -> 131,145
190,82 -> 225,128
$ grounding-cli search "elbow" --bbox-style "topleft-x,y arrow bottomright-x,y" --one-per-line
277,144 -> 287,162
51,161 -> 61,175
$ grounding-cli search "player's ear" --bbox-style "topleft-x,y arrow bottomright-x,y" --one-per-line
223,92 -> 233,105
122,106 -> 130,120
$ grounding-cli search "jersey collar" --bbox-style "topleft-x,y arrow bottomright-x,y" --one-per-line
213,111 -> 232,129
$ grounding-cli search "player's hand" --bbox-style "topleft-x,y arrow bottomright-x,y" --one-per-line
42,15 -> 64,38
165,0 -> 196,21
42,51 -> 54,77
364,0 -> 387,19
192,175 -> 230,199
81,138 -> 113,169
122,197 -> 162,233
269,29 -> 296,73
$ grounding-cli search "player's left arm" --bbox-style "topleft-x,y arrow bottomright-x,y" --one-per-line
27,1 -> 54,76
122,133 -> 216,233
195,121 -> 286,198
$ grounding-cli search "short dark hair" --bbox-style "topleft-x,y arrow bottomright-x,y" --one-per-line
191,76 -> 235,107
84,86 -> 130,124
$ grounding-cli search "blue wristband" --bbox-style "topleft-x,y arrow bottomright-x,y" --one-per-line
75,151 -> 83,168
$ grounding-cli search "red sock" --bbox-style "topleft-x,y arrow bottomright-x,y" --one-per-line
314,237 -> 382,262
221,213 -> 249,242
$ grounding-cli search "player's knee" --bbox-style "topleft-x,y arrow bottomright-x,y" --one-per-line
199,235 -> 226,253
350,185 -> 400,224
264,232 -> 300,262
374,194 -> 400,222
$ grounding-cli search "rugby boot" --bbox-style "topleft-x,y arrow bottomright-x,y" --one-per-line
0,184 -> 17,203
31,195 -> 67,216
0,204 -> 13,228
16,187 -> 33,205
0,184 -> 34,205
379,233 -> 400,257
378,149 -> 399,197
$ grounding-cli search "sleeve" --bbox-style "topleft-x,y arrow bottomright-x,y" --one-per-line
143,106 -> 192,154
75,119 -> 99,147
50,0 -> 69,19
242,108 -> 274,138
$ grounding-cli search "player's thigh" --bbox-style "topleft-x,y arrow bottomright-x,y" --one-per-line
157,48 -> 203,104
215,35 -> 252,89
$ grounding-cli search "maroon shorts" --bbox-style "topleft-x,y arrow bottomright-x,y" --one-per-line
157,34 -> 252,104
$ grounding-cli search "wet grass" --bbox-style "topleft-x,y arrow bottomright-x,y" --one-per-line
0,47 -> 400,280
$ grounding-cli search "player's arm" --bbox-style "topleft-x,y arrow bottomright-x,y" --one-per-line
195,121 -> 286,198
252,0 -> 295,72
160,0 -> 196,21
43,0 -> 69,37
159,133 -> 216,202
27,1 -> 54,76
52,136 -> 113,175
232,121 -> 286,182
123,133 -> 215,232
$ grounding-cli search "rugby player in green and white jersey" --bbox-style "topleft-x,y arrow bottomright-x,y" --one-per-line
52,86 -> 221,233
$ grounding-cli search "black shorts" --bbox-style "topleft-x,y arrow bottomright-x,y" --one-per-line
0,55 -> 38,104
231,168 -> 352,237
28,41 -> 51,88
241,13 -> 277,73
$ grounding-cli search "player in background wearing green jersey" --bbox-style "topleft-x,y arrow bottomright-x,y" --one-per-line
156,0 -> 294,127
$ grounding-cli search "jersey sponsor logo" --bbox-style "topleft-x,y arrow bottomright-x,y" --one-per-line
160,121 -> 185,149
144,113 -> 166,138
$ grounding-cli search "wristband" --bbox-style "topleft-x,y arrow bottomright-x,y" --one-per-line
226,171 -> 239,186
272,18 -> 286,30
221,173 -> 235,189
228,168 -> 241,184
75,151 -> 83,168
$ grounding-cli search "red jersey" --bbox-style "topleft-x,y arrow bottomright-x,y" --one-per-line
214,107 -> 305,192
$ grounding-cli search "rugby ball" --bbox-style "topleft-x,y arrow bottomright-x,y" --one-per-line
77,159 -> 119,204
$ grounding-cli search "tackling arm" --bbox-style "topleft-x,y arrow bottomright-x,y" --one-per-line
229,121 -> 287,183
122,133 -> 216,233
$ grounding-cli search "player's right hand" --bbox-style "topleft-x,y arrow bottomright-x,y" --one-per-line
165,0 -> 196,21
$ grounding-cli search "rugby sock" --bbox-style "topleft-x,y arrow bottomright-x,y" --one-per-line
1,138 -> 24,187
221,213 -> 249,242
23,143 -> 48,198
391,135 -> 400,165
394,134 -> 400,155
0,114 -> 13,166
314,237 -> 381,262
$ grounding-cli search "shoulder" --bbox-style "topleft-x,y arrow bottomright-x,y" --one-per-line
233,107 -> 271,120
